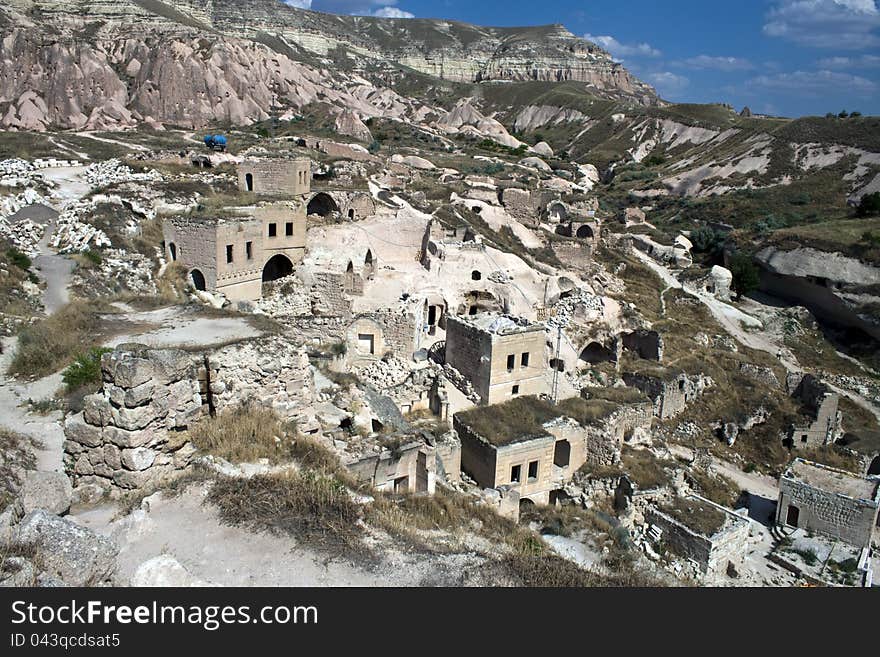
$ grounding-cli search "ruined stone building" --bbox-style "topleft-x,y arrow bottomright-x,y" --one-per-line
785,373 -> 842,448
622,370 -> 710,419
645,497 -> 750,582
164,158 -> 311,301
777,459 -> 880,549
343,431 -> 461,494
454,395 -> 647,506
445,313 -> 550,406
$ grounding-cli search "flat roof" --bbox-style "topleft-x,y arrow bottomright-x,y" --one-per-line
785,459 -> 878,501
451,312 -> 544,336
455,395 -> 619,447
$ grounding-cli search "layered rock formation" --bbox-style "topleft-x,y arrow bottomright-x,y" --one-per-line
0,0 -> 658,131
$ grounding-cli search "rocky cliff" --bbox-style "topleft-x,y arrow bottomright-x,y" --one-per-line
0,0 -> 659,131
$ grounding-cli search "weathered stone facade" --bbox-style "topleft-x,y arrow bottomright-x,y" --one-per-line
445,313 -> 550,405
646,501 -> 750,580
777,459 -> 879,548
346,308 -> 421,365
786,373 -> 842,448
62,345 -> 202,494
237,157 -> 311,197
622,371 -> 710,419
164,158 -> 311,301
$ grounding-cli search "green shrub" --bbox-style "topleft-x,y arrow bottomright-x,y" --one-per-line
856,192 -> 880,217
6,248 -> 30,271
61,347 -> 111,391
729,252 -> 761,300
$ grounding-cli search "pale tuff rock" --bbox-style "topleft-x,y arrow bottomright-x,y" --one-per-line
18,471 -> 73,516
334,109 -> 373,143
530,141 -> 554,158
436,99 -> 525,150
15,510 -> 119,586
130,554 -> 213,587
390,154 -> 436,170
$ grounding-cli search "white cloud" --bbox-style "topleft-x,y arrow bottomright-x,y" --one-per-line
817,54 -> 880,67
372,6 -> 414,17
284,0 -> 312,7
583,34 -> 661,59
744,69 -> 877,96
645,71 -> 690,98
763,0 -> 880,49
674,55 -> 754,71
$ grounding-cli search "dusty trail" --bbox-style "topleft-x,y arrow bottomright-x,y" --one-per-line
631,249 -> 880,421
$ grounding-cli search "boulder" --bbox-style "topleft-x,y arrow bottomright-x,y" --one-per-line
518,156 -> 552,172
20,471 -> 73,516
130,555 -> 212,587
15,510 -> 118,586
334,109 -> 373,143
530,141 -> 554,158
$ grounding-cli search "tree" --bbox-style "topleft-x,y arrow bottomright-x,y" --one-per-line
856,191 -> 880,217
825,112 -> 835,119
728,252 -> 760,300
838,110 -> 849,119
690,226 -> 723,254
850,111 -> 862,118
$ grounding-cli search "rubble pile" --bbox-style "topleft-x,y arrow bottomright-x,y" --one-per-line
50,199 -> 113,253
354,357 -> 413,390
73,248 -> 157,296
547,288 -> 605,328
84,159 -> 162,188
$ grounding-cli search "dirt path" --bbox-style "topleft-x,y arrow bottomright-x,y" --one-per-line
74,131 -> 150,153
632,250 -> 880,420
32,217 -> 75,316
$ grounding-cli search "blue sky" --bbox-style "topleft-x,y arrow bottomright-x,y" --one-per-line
284,0 -> 880,117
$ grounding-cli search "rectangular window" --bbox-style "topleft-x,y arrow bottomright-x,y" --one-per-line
268,223 -> 277,238
512,385 -> 520,395
246,241 -> 253,260
528,461 -> 538,481
285,222 -> 293,236
521,352 -> 530,367
225,244 -> 233,263
506,354 -> 515,371
510,464 -> 521,484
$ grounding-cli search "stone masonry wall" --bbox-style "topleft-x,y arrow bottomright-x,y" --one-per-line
777,476 -> 879,548
63,345 -> 202,494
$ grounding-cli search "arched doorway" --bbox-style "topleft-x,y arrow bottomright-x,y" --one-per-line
262,254 -> 293,282
364,249 -> 376,280
168,243 -> 177,261
307,193 -> 339,217
868,455 -> 880,476
576,225 -> 594,239
245,173 -> 254,191
190,269 -> 206,291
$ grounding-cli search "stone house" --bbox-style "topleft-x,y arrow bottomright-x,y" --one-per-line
785,373 -> 842,448
445,313 -> 550,406
345,308 -> 421,365
343,431 -> 461,494
453,395 -> 642,505
645,497 -> 750,581
622,370 -> 710,420
777,458 -> 880,549
164,158 -> 312,301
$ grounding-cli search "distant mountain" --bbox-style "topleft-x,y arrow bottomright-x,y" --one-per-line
0,0 -> 660,131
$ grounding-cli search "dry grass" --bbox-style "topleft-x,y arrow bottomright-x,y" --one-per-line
686,469 -> 742,508
798,445 -> 863,474
661,497 -> 727,537
290,435 -> 342,473
8,301 -> 109,379
208,471 -> 366,558
368,487 -> 539,553
582,446 -> 678,491
189,404 -> 294,464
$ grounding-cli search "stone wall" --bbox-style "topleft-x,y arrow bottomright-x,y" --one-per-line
309,271 -> 353,316
777,469 -> 879,548
646,506 -> 749,580
787,374 -> 841,447
204,336 -> 316,422
237,158 -> 311,197
623,372 -> 710,419
63,345 -> 202,494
